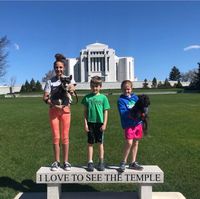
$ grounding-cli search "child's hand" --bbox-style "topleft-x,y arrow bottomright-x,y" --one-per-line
100,124 -> 106,132
68,84 -> 75,95
54,105 -> 64,109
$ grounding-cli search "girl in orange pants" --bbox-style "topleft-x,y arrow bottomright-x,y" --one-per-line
43,53 -> 75,171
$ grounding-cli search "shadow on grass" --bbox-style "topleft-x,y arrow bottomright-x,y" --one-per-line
0,176 -> 98,192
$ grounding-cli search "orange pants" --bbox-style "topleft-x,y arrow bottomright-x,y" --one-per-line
49,106 -> 71,144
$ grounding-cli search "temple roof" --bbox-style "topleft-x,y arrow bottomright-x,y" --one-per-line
86,42 -> 108,49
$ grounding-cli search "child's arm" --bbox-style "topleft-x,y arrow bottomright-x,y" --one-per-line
118,100 -> 127,116
101,109 -> 108,132
83,106 -> 89,132
43,92 -> 53,105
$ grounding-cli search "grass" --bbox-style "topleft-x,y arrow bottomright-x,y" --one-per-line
0,93 -> 200,199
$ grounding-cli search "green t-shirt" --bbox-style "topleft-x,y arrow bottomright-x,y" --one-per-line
81,93 -> 110,123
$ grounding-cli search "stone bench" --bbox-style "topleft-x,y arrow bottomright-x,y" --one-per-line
36,165 -> 164,199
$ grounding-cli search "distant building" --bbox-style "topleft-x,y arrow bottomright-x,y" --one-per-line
66,42 -> 135,82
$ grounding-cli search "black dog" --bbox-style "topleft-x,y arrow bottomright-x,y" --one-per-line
130,94 -> 150,135
51,75 -> 73,106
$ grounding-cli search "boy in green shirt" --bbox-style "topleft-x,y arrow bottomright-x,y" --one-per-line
81,76 -> 110,171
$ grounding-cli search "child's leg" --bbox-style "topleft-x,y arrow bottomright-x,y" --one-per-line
60,109 -> 71,162
130,140 -> 139,163
122,139 -> 133,163
87,143 -> 94,171
129,124 -> 143,163
98,143 -> 104,162
53,144 -> 60,162
97,143 -> 105,171
87,144 -> 93,162
129,139 -> 143,170
49,108 -> 61,162
119,139 -> 133,172
62,144 -> 69,162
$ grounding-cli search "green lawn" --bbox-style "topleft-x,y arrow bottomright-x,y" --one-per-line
0,93 -> 199,199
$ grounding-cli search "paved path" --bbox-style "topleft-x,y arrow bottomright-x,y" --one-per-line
4,91 -> 178,98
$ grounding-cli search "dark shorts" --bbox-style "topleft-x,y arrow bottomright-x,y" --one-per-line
87,122 -> 104,144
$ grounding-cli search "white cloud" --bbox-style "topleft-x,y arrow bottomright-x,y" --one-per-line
184,45 -> 200,51
14,43 -> 20,50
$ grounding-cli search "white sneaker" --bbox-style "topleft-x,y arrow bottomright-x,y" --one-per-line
63,162 -> 71,171
51,161 -> 60,171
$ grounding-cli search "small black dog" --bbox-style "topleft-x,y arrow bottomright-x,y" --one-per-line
130,94 -> 150,135
51,75 -> 73,106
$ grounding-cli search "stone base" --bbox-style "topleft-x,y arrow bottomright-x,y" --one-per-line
14,192 -> 186,199
153,192 -> 186,199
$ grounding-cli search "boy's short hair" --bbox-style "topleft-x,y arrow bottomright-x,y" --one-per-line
90,76 -> 102,87
121,80 -> 133,89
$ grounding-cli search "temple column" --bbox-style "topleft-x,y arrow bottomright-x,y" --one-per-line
80,55 -> 85,82
88,53 -> 91,82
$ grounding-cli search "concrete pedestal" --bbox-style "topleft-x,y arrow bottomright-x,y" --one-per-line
47,184 -> 61,199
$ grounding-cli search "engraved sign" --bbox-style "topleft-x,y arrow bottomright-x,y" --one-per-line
36,166 -> 164,184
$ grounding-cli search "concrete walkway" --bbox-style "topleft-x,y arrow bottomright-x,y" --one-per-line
14,192 -> 186,199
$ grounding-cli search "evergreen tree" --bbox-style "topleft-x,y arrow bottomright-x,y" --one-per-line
20,84 -> 26,92
157,81 -> 163,88
35,80 -> 43,91
169,66 -> 181,81
143,78 -> 149,88
164,78 -> 172,88
20,79 -> 43,92
152,77 -> 157,88
174,80 -> 183,88
30,78 -> 36,91
24,80 -> 31,92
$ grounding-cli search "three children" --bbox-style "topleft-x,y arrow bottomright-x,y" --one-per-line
45,74 -> 144,172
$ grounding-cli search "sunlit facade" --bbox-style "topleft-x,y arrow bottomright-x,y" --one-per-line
66,43 -> 135,82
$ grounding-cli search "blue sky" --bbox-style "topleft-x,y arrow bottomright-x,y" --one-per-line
0,1 -> 200,85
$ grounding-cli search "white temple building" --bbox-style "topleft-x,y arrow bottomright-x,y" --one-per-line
66,42 -> 135,82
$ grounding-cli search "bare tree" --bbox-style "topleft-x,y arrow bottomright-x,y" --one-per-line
0,36 -> 9,80
42,69 -> 55,82
10,76 -> 16,94
190,63 -> 200,90
181,69 -> 197,82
